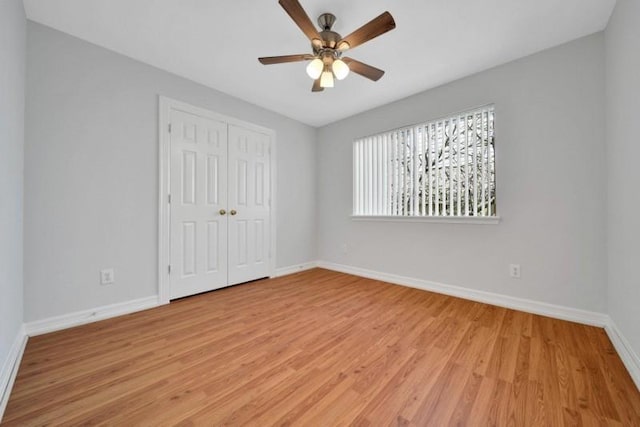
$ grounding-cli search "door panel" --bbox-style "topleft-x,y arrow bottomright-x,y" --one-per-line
181,221 -> 196,276
170,109 -> 228,299
227,125 -> 271,285
206,155 -> 220,205
206,221 -> 219,272
181,150 -> 196,204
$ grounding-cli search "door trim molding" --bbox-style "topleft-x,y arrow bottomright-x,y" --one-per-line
158,96 -> 277,304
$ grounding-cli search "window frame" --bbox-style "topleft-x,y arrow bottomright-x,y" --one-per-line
351,104 -> 500,224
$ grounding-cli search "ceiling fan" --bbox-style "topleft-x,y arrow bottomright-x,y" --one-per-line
258,0 -> 396,92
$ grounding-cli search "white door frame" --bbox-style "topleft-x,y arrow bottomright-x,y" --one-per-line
158,96 -> 277,304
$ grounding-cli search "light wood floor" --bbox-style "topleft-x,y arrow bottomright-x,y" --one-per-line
3,269 -> 640,426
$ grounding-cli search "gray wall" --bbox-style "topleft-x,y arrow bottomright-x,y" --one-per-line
317,34 -> 607,312
25,22 -> 316,322
606,0 -> 640,359
0,0 -> 25,379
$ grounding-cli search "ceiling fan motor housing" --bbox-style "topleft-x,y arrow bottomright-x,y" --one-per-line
314,14 -> 341,51
318,13 -> 336,30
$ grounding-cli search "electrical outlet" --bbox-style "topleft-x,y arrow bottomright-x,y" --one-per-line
509,264 -> 521,279
100,268 -> 115,285
341,243 -> 348,254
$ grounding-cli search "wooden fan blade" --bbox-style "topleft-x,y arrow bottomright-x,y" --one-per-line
312,78 -> 324,92
278,0 -> 322,44
258,54 -> 314,65
342,57 -> 385,81
337,11 -> 395,51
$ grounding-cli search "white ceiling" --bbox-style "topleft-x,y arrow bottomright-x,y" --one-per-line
23,0 -> 615,127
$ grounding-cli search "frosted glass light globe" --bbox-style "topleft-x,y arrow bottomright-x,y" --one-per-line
320,70 -> 334,88
332,59 -> 350,80
306,58 -> 323,79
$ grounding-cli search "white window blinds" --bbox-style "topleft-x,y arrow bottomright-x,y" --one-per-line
353,105 -> 496,217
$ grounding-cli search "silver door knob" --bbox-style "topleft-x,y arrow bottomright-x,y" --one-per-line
230,209 -> 237,216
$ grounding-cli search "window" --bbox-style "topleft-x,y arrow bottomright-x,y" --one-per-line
353,105 -> 496,220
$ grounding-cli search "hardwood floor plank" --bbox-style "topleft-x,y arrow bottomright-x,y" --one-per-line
524,380 -> 548,426
447,371 -> 484,425
412,362 -> 470,426
3,268 -> 639,426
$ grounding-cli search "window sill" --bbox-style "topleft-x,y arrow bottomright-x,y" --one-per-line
350,215 -> 501,225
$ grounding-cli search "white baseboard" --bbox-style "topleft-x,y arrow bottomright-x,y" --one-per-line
0,325 -> 28,421
24,296 -> 161,337
317,261 -> 609,327
605,319 -> 640,391
274,261 -> 319,278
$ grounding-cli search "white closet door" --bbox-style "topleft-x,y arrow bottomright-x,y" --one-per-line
169,109 -> 228,299
227,125 -> 271,285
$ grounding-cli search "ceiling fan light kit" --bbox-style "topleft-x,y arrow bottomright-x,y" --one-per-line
259,0 -> 396,92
